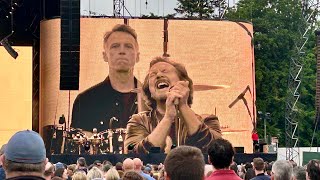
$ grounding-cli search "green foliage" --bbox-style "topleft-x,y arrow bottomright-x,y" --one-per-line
175,0 -> 215,18
225,0 -> 317,147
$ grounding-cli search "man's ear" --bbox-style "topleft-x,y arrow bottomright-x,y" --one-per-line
164,171 -> 170,180
103,51 -> 108,63
0,155 -> 6,170
208,155 -> 212,165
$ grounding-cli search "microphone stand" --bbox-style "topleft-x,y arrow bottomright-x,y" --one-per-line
108,117 -> 118,153
174,98 -> 180,147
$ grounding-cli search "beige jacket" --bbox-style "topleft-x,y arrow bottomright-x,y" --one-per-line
124,110 -> 222,153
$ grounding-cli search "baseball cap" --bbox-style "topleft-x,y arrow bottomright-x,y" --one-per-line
4,130 -> 46,163
55,162 -> 65,169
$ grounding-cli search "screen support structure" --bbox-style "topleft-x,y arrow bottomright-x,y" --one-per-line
285,0 -> 319,162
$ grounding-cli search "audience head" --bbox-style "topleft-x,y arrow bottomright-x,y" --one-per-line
105,167 -> 120,180
245,168 -> 256,180
44,162 -> 55,180
253,157 -> 265,172
133,158 -> 143,171
164,145 -> 205,180
266,163 -> 273,176
72,171 -> 87,180
87,166 -> 103,180
306,159 -> 320,180
103,160 -> 112,166
102,164 -> 112,173
115,162 -> 123,171
245,162 -> 253,171
293,166 -> 306,180
123,158 -> 134,172
290,160 -> 298,168
93,160 -> 102,169
144,166 -> 152,174
67,164 -> 76,177
122,171 -> 144,180
54,168 -> 68,180
271,160 -> 293,180
238,165 -> 246,179
77,157 -> 87,167
0,130 -> 48,178
208,138 -> 234,170
230,163 -> 238,174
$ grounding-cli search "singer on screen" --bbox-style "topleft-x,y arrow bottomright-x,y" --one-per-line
124,57 -> 222,154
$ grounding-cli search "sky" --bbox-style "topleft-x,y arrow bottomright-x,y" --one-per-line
81,0 -> 239,17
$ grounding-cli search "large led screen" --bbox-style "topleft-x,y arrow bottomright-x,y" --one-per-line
40,18 -> 255,154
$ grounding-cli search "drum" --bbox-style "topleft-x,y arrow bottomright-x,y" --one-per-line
65,128 -> 82,139
64,131 -> 87,155
99,130 -> 111,154
88,134 -> 103,155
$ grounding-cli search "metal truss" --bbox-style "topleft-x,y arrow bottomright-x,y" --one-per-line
285,0 -> 319,161
211,0 -> 228,19
113,0 -> 122,17
113,0 -> 132,17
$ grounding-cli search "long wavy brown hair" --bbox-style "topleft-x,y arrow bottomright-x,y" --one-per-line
142,57 -> 194,110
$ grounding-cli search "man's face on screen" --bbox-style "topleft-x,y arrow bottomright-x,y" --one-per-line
103,31 -> 139,72
148,62 -> 180,102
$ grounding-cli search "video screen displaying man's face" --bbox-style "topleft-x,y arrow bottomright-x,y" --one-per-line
40,18 -> 255,153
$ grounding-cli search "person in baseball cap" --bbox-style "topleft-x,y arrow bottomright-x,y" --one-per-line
0,130 -> 48,179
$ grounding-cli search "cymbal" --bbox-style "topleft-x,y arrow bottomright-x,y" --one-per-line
131,84 -> 230,93
222,129 -> 249,135
88,137 -> 101,140
193,84 -> 230,91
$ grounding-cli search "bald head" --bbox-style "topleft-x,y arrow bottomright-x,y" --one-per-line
133,158 -> 143,171
123,158 -> 134,171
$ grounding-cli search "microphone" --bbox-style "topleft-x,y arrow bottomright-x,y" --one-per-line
109,117 -> 119,130
112,117 -> 119,122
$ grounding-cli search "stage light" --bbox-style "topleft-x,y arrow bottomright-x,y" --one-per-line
0,37 -> 18,59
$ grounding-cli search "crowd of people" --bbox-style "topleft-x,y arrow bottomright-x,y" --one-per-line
0,130 -> 320,180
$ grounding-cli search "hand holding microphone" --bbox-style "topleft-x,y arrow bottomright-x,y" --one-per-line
168,81 -> 190,107
165,81 -> 189,121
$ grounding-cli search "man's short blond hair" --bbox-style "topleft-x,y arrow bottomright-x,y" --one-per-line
103,24 -> 138,45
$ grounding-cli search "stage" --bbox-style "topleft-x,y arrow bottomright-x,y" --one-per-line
49,153 -> 277,165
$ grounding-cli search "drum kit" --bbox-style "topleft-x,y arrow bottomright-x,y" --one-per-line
63,127 -> 127,155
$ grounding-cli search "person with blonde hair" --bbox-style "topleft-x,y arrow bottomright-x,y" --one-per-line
105,167 -> 120,180
72,171 -> 87,180
87,166 -> 103,180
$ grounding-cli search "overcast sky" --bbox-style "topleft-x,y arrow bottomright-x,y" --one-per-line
81,0 -> 239,17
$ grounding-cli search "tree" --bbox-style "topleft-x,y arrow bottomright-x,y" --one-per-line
174,0 -> 215,18
225,0 -> 317,147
